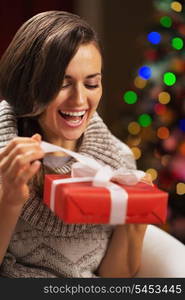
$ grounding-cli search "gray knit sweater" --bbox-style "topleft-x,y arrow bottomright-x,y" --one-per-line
0,100 -> 136,278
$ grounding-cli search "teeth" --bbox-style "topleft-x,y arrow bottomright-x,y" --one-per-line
60,110 -> 86,117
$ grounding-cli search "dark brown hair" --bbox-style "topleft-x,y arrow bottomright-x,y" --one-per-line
0,10 -> 101,118
0,11 -> 102,195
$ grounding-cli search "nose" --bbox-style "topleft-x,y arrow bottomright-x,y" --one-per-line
72,83 -> 87,106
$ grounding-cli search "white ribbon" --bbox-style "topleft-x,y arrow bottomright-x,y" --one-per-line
41,141 -> 146,224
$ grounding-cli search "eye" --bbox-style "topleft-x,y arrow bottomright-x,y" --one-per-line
61,82 -> 71,89
85,84 -> 99,89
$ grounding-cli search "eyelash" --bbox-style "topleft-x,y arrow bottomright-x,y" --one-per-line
85,84 -> 99,89
61,83 -> 99,89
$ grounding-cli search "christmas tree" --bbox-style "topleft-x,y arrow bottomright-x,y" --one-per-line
122,0 -> 185,243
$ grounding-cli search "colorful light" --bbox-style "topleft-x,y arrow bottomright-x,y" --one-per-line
157,127 -> 170,139
171,37 -> 184,50
147,31 -> 161,44
138,66 -> 152,80
127,135 -> 141,147
179,143 -> 185,156
158,91 -> 171,104
176,183 -> 185,195
161,155 -> 171,166
128,121 -> 141,135
159,108 -> 175,124
160,16 -> 172,28
146,168 -> 158,181
123,90 -> 138,104
179,24 -> 185,36
138,114 -> 152,127
154,103 -> 167,115
131,147 -> 141,160
163,72 -> 176,86
134,76 -> 147,89
163,136 -> 177,151
170,58 -> 185,72
179,119 -> 185,131
171,1 -> 182,12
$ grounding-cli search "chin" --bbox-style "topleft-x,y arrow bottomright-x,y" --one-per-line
62,132 -> 83,142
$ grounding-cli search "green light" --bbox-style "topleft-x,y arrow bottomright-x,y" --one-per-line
163,72 -> 176,86
160,16 -> 172,28
171,37 -> 184,50
138,114 -> 152,127
123,91 -> 138,104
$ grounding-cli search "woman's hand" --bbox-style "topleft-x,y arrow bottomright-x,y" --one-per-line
97,223 -> 147,278
0,134 -> 44,207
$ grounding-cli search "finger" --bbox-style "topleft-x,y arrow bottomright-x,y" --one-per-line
31,133 -> 42,142
14,160 -> 41,186
0,143 -> 44,173
1,137 -> 39,158
2,147 -> 44,178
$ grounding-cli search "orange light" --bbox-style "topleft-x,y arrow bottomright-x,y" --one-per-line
157,127 -> 170,139
146,168 -> 158,181
134,76 -> 147,89
158,91 -> 171,104
179,143 -> 185,156
128,122 -> 141,135
176,183 -> 185,195
161,155 -> 171,166
131,147 -> 141,160
171,1 -> 182,12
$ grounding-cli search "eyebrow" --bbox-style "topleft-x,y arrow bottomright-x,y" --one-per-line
64,73 -> 102,79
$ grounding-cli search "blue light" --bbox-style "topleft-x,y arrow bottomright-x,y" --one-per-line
138,66 -> 152,79
179,119 -> 185,131
147,31 -> 161,44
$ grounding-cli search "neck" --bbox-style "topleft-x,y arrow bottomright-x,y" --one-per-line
44,138 -> 78,157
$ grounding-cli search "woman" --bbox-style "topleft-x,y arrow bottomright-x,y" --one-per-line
0,10 -> 147,278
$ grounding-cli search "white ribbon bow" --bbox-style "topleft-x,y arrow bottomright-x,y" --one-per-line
41,141 -> 146,224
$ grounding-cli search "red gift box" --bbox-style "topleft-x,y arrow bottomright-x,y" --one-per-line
43,174 -> 168,224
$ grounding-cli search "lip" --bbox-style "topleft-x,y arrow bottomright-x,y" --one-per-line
58,110 -> 88,128
59,108 -> 88,112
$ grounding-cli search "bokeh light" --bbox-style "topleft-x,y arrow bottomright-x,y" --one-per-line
163,72 -> 176,86
123,90 -> 138,104
161,155 -> 171,166
176,183 -> 185,195
157,127 -> 170,139
134,76 -> 147,89
163,136 -> 177,151
126,135 -> 141,147
178,24 -> 185,35
171,58 -> 185,72
179,143 -> 185,156
159,108 -> 175,124
179,119 -> 185,131
171,37 -> 184,50
138,66 -> 152,79
158,91 -> 171,104
160,16 -> 172,28
154,103 -> 167,115
147,31 -> 161,44
138,114 -> 152,127
128,121 -> 141,135
146,168 -> 158,181
171,1 -> 182,12
131,147 -> 141,160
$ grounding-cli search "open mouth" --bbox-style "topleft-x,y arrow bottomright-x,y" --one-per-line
58,110 -> 87,126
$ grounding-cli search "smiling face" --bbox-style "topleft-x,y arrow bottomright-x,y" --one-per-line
38,43 -> 102,150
